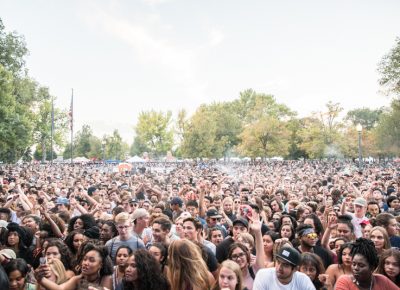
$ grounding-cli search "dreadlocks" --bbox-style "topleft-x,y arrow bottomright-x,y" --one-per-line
351,238 -> 379,269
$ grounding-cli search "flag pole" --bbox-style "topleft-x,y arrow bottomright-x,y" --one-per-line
70,89 -> 74,164
51,96 -> 54,164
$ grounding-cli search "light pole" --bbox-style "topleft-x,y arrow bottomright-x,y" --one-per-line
356,123 -> 363,171
101,140 -> 106,163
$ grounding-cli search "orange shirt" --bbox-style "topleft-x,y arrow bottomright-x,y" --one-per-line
335,274 -> 399,290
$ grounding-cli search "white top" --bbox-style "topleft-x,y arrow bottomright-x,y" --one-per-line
253,268 -> 316,290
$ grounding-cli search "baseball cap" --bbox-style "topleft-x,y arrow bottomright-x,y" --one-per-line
0,249 -> 16,259
0,220 -> 8,228
275,246 -> 301,266
206,209 -> 222,218
56,197 -> 69,205
131,208 -> 149,221
354,197 -> 367,207
233,217 -> 249,228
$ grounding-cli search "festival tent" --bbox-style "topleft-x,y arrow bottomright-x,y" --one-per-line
73,157 -> 90,163
126,156 -> 146,163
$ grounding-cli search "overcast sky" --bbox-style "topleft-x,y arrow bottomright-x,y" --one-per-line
1,0 -> 399,142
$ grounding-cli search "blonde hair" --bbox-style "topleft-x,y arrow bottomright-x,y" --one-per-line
222,197 -> 233,206
168,239 -> 210,290
49,258 -> 68,284
115,212 -> 130,224
237,233 -> 255,250
212,260 -> 244,290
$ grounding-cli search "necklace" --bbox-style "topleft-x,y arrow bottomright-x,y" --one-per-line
352,276 -> 373,290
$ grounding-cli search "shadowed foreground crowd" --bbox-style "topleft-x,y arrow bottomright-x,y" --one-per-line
0,161 -> 399,290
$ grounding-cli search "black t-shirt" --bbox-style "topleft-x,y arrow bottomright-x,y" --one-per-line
216,236 -> 234,263
296,245 -> 333,269
201,244 -> 218,272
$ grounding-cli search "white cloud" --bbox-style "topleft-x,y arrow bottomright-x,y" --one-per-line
78,1 -> 216,99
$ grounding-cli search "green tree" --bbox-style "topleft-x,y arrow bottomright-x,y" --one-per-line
345,108 -> 383,130
374,100 -> 400,156
0,19 -> 28,75
231,89 -> 294,124
133,110 -> 174,157
298,117 -> 326,159
33,87 -> 68,161
181,106 -> 218,158
297,102 -> 344,159
33,146 -> 57,161
105,130 -> 129,160
378,37 -> 400,98
237,116 -> 290,159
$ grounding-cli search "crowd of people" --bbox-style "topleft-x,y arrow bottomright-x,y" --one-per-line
0,160 -> 399,290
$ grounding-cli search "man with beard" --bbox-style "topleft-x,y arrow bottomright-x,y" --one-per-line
296,224 -> 332,269
253,246 -> 315,290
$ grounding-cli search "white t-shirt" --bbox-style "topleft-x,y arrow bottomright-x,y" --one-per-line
253,268 -> 316,290
348,212 -> 368,238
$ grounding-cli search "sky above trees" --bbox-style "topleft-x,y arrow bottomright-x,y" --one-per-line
1,1 -> 399,142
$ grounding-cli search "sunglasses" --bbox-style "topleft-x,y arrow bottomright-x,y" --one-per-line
305,233 -> 318,239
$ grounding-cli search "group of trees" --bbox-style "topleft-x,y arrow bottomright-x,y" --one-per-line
131,93 -> 395,160
0,18 -> 399,163
0,19 -> 68,163
131,37 -> 400,160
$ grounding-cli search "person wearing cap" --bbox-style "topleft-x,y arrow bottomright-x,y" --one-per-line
0,249 -> 16,266
253,246 -> 315,290
132,208 -> 152,245
341,196 -> 369,238
55,197 -> 70,212
206,208 -> 223,228
216,217 -> 249,263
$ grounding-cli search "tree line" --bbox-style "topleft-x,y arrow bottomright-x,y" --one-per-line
0,18 -> 399,162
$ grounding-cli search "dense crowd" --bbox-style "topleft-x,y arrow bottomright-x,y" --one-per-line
0,160 -> 399,290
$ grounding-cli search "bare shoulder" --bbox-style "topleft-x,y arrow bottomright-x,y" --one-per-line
326,263 -> 339,272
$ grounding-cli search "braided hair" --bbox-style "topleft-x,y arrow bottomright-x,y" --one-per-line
350,238 -> 379,270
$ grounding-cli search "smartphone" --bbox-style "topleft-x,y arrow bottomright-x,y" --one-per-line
39,257 -> 47,265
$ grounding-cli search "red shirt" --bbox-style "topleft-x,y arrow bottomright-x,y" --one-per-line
335,274 -> 399,290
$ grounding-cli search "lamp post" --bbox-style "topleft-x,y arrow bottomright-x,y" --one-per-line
101,140 -> 106,163
356,123 -> 363,171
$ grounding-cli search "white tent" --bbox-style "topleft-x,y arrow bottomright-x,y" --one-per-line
126,156 -> 146,163
73,156 -> 90,163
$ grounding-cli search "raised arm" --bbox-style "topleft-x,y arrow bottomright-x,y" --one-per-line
249,212 -> 265,269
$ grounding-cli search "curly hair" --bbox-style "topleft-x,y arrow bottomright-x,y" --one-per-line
122,249 -> 170,290
350,238 -> 379,270
44,238 -> 74,270
67,214 -> 97,233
